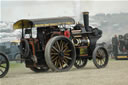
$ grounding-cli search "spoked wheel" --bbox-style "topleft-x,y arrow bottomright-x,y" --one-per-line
93,46 -> 109,68
30,66 -> 49,73
74,57 -> 88,69
0,52 -> 9,78
45,36 -> 76,72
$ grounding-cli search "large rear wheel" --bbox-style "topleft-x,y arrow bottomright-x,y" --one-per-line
45,36 -> 76,72
0,52 -> 9,78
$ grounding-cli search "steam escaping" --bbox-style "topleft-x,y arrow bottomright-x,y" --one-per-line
91,13 -> 128,44
73,0 -> 81,22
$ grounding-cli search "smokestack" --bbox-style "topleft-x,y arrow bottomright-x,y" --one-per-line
83,12 -> 90,32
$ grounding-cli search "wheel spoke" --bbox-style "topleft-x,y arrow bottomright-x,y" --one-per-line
60,60 -> 64,68
74,57 -> 88,69
51,48 -> 56,52
63,59 -> 68,65
58,59 -> 62,69
97,50 -> 100,56
98,59 -> 100,65
51,53 -> 58,55
60,40 -> 64,51
101,59 -> 105,65
102,59 -> 105,64
64,53 -> 70,56
64,42 -> 68,48
100,49 -> 103,55
96,58 -> 98,63
100,60 -> 102,65
64,50 -> 72,53
52,46 -> 59,52
64,59 -> 69,67
64,58 -> 68,63
52,56 -> 58,62
0,69 -> 4,73
0,65 -> 6,68
57,59 -> 61,68
100,50 -> 105,57
103,58 -> 105,62
79,59 -> 82,65
64,56 -> 72,60
54,42 -> 58,50
54,60 -> 57,67
81,59 -> 84,65
56,41 -> 61,50
96,58 -> 100,65
102,60 -> 104,65
98,49 -> 101,55
63,43 -> 68,51
51,55 -> 56,59
63,47 -> 68,52
98,49 -> 106,66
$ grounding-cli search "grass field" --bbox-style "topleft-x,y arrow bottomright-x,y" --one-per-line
0,59 -> 128,85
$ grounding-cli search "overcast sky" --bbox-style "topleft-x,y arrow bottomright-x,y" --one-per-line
1,0 -> 128,22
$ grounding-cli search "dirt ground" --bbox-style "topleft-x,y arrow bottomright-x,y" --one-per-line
0,59 -> 128,85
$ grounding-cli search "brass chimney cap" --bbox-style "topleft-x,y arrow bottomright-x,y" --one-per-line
83,12 -> 89,15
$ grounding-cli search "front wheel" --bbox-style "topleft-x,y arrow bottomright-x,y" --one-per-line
0,52 -> 9,78
93,46 -> 109,68
45,36 -> 76,72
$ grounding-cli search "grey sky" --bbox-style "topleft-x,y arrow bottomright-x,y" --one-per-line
1,0 -> 128,22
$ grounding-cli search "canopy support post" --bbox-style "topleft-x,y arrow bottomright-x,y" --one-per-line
30,23 -> 32,38
22,21 -> 24,39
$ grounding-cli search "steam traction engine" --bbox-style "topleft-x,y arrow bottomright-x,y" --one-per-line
112,33 -> 128,60
13,12 -> 109,72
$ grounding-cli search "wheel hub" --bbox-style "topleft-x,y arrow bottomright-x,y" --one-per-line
59,52 -> 64,57
97,56 -> 103,59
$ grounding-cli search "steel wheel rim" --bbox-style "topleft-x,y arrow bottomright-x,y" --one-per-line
50,39 -> 74,70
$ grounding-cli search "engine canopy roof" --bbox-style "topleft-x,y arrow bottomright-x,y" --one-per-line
13,17 -> 75,29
